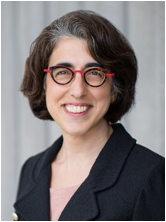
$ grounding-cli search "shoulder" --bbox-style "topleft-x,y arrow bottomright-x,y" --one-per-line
107,123 -> 165,194
129,143 -> 164,174
21,135 -> 63,176
16,136 -> 63,199
121,138 -> 165,210
112,123 -> 164,172
16,148 -> 48,200
130,145 -> 165,220
19,148 -> 48,182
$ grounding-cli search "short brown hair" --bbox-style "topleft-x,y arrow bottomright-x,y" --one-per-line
21,10 -> 137,123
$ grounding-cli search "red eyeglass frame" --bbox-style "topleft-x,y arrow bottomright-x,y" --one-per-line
44,65 -> 115,87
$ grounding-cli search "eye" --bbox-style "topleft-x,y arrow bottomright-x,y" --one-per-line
52,68 -> 72,78
56,70 -> 70,75
91,71 -> 102,76
87,70 -> 104,78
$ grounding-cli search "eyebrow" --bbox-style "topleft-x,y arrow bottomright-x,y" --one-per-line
55,62 -> 104,69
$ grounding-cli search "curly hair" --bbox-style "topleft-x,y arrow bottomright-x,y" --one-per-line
21,10 -> 138,123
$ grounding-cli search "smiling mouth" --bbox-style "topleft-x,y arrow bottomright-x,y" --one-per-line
64,105 -> 91,113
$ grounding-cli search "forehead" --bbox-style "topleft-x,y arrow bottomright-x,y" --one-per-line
48,37 -> 97,68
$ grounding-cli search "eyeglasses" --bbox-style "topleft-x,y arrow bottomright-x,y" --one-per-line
44,65 -> 115,87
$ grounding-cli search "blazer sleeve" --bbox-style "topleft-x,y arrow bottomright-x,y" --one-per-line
132,162 -> 165,221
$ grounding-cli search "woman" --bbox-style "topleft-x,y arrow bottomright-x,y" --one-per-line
13,10 -> 164,221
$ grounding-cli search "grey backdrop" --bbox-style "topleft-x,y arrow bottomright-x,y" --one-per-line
2,1 -> 165,221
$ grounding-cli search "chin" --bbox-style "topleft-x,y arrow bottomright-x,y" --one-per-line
65,128 -> 88,136
62,124 -> 91,137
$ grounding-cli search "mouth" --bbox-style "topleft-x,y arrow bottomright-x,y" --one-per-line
63,103 -> 92,116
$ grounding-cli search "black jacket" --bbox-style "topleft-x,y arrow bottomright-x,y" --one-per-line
13,124 -> 165,221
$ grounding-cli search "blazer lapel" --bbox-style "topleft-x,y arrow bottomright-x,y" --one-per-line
88,123 -> 136,192
59,124 -> 136,221
59,179 -> 99,221
14,137 -> 63,221
14,164 -> 51,221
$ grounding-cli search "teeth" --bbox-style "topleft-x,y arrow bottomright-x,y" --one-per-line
65,105 -> 89,113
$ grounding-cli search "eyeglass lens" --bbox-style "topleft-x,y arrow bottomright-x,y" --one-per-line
51,67 -> 106,86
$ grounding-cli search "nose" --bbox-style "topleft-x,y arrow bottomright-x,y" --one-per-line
73,70 -> 84,79
69,72 -> 87,98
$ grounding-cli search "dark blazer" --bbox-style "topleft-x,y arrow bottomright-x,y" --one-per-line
13,124 -> 165,221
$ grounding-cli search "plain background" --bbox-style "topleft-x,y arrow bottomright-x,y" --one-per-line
1,1 -> 165,220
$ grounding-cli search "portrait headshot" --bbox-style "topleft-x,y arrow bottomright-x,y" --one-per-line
1,1 -> 165,221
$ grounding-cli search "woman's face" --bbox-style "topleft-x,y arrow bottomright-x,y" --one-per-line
46,37 -> 113,136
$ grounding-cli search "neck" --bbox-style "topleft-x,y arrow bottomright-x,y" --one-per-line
56,120 -> 113,169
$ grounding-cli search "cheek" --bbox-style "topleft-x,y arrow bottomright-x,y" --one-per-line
93,88 -> 112,117
96,84 -> 112,105
45,76 -> 60,111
